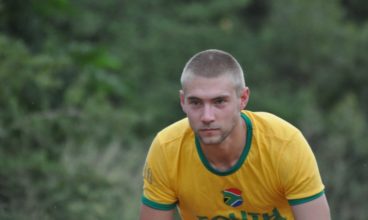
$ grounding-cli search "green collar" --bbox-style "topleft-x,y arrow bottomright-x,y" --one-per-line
195,112 -> 253,176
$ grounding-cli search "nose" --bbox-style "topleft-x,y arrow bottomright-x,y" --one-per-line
201,104 -> 215,124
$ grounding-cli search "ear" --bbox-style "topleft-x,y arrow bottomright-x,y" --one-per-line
179,90 -> 187,113
240,87 -> 250,110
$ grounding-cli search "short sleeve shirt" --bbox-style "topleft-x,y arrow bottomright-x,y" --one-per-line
142,111 -> 325,220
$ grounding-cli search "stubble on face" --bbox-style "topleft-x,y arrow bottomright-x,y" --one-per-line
194,110 -> 240,146
182,74 -> 246,147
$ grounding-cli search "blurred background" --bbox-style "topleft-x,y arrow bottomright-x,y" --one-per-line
0,0 -> 367,219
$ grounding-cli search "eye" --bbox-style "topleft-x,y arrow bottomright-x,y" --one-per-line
214,98 -> 226,105
189,99 -> 202,107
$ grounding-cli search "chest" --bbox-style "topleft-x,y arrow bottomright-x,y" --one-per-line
175,148 -> 291,219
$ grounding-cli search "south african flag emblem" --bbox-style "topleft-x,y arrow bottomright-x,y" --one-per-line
223,188 -> 243,207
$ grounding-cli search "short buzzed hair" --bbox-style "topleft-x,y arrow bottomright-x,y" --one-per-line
180,49 -> 246,95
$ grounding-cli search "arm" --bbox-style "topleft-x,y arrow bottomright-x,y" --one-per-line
139,204 -> 175,220
277,130 -> 330,219
291,194 -> 331,220
140,135 -> 177,220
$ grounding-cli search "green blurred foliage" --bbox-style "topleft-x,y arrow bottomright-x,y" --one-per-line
0,0 -> 367,219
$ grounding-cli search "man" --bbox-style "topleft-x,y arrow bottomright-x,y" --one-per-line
140,49 -> 331,220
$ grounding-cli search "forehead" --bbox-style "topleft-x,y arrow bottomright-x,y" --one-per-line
182,75 -> 236,99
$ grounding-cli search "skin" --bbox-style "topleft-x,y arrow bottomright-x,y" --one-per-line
292,194 -> 331,220
139,73 -> 331,220
180,74 -> 249,170
139,205 -> 174,220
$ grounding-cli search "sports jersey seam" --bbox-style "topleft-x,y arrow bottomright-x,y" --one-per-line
256,129 -> 298,143
288,190 -> 325,206
141,195 -> 177,210
155,135 -> 177,196
157,133 -> 185,145
157,118 -> 191,144
287,185 -> 325,200
156,123 -> 194,196
275,130 -> 301,192
252,112 -> 300,143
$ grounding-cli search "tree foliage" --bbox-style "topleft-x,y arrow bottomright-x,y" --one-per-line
0,0 -> 367,219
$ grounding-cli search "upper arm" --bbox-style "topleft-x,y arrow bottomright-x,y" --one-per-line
139,204 -> 175,220
278,130 -> 325,200
141,136 -> 178,218
277,130 -> 330,219
291,194 -> 331,220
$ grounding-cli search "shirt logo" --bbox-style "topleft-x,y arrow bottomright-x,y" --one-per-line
223,188 -> 243,207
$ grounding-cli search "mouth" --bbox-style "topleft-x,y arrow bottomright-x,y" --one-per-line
199,128 -> 219,135
201,128 -> 217,131
199,127 -> 219,131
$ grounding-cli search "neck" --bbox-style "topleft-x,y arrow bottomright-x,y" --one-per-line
201,117 -> 247,171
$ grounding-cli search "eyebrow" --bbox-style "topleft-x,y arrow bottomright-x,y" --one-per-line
187,96 -> 201,100
187,95 -> 230,101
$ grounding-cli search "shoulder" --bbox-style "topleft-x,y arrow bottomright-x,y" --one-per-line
146,117 -> 193,171
153,117 -> 194,153
243,110 -> 300,140
146,118 -> 194,182
156,117 -> 192,142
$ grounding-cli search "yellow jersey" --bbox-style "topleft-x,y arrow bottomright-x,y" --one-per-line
142,111 -> 324,220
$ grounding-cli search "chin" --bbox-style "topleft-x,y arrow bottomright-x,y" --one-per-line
199,136 -> 223,145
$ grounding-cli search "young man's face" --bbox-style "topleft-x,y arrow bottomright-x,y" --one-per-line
180,74 -> 249,145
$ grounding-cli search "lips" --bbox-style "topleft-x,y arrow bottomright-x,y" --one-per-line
199,127 -> 219,131
199,128 -> 219,135
202,128 -> 216,131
